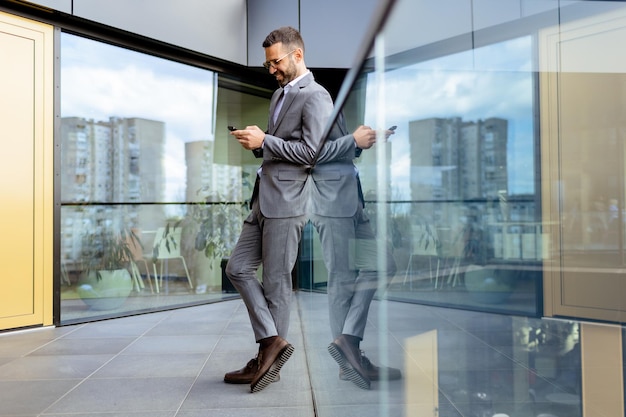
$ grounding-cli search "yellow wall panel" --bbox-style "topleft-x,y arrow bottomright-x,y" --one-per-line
0,12 -> 53,329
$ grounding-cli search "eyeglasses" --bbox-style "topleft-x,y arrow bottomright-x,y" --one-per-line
263,49 -> 297,70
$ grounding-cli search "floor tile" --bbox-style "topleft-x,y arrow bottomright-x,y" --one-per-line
0,354 -> 112,380
45,377 -> 194,414
92,353 -> 208,378
30,337 -> 137,356
0,380 -> 80,415
0,292 -> 587,417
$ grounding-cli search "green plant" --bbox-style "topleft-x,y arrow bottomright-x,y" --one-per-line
188,188 -> 243,269
81,227 -> 142,280
194,222 -> 227,269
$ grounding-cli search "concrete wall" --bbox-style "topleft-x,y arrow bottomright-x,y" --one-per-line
23,0 -> 380,68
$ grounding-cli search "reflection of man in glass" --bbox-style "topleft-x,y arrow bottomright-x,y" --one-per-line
311,116 -> 401,389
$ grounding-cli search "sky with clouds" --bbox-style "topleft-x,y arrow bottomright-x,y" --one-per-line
361,36 -> 535,200
61,33 -> 215,201
61,32 -> 536,203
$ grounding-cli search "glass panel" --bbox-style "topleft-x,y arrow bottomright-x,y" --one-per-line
304,1 -> 592,416
366,36 -> 540,316
315,29 -> 541,318
59,33 -> 270,323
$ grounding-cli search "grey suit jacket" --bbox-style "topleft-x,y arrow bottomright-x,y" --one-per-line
252,72 -> 334,218
251,72 -> 361,219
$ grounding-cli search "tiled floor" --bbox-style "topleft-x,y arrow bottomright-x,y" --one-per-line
0,292 -> 582,417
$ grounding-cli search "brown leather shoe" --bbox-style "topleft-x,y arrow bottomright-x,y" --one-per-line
328,335 -> 370,389
224,358 -> 281,384
250,337 -> 294,393
224,358 -> 258,384
339,353 -> 402,381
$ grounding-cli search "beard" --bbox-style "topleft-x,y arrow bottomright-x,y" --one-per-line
276,59 -> 297,87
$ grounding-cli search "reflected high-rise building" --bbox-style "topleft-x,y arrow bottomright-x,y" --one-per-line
185,140 -> 241,202
112,117 -> 165,204
61,117 -> 165,203
408,116 -> 509,239
409,117 -> 508,202
409,117 -> 461,202
60,116 -> 165,265
461,118 -> 508,199
185,140 -> 243,253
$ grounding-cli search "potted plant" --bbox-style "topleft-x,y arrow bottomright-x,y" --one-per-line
76,226 -> 143,310
188,187 -> 243,293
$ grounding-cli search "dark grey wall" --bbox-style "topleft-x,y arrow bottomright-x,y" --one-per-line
247,0 -> 379,69
247,0 -> 300,68
301,0 -> 378,68
382,0 -> 561,58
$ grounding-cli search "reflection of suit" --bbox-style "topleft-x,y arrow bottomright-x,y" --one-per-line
226,72 -> 340,342
310,116 -> 397,341
309,117 -> 362,217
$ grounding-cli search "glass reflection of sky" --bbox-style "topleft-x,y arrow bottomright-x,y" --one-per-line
363,36 -> 534,199
60,33 -> 216,201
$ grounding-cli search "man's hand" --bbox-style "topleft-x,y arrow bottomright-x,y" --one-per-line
230,125 -> 265,150
353,125 -> 376,149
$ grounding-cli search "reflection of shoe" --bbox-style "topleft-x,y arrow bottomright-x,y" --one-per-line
224,357 -> 281,384
250,337 -> 294,393
339,353 -> 402,381
328,335 -> 370,390
195,284 -> 207,294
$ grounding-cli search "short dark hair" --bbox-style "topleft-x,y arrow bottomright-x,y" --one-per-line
262,26 -> 305,52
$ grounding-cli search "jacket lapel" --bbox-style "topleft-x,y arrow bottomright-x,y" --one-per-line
269,73 -> 313,134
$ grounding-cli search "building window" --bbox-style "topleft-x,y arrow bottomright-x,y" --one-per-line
59,33 -> 269,323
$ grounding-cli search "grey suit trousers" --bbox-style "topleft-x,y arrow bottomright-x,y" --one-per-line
225,199 -> 308,342
311,206 -> 397,341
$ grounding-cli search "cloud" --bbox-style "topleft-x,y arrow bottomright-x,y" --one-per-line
61,65 -> 214,142
361,36 -> 536,197
61,33 -> 216,201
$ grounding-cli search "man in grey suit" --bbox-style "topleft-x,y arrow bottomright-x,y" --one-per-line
223,26 -> 371,393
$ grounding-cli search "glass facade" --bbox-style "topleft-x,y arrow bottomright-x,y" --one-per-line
59,33 -> 271,323
338,34 -> 542,317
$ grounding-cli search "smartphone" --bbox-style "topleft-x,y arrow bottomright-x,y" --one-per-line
388,125 -> 397,131
227,125 -> 238,131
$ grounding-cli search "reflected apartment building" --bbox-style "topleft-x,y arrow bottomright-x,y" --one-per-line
61,117 -> 165,270
61,118 -> 246,283
61,117 -> 164,204
60,117 -> 165,269
409,117 -> 508,203
406,117 -> 541,261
